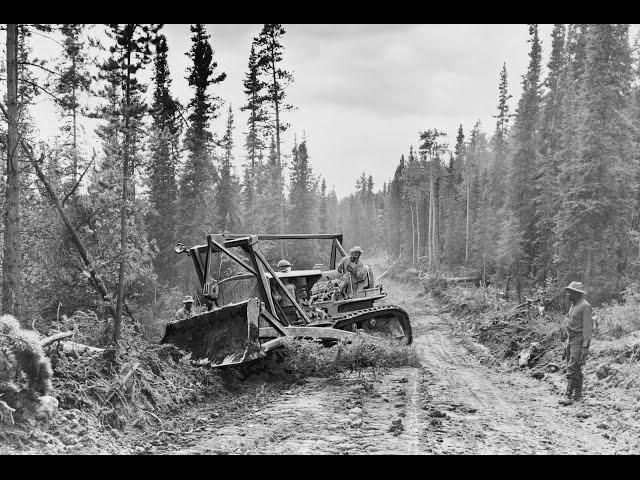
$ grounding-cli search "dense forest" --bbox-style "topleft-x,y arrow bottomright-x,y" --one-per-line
345,24 -> 640,307
1,24 -> 639,345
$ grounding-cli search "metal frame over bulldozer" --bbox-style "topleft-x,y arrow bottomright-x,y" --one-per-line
162,234 -> 412,367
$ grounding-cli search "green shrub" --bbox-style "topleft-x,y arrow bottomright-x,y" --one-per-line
594,282 -> 640,337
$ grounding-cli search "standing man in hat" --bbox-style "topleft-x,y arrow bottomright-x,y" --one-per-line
559,281 -> 593,405
174,295 -> 196,322
337,246 -> 367,297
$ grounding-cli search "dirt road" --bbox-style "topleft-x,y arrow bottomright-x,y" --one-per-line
122,258 -> 625,455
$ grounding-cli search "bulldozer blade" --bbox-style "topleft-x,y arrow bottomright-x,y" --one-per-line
161,299 -> 263,367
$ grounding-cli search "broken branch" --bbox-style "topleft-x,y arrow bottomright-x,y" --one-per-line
40,331 -> 74,348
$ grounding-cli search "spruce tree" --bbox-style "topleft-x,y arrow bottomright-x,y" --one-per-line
241,43 -> 268,230
254,24 -> 294,172
507,24 -> 543,276
54,24 -> 92,185
319,177 -> 328,231
101,23 -> 158,342
554,24 -> 635,300
287,140 -> 317,264
148,31 -> 181,282
534,24 -> 567,281
489,63 -> 512,209
216,105 -> 240,232
388,155 -> 406,259
2,24 -> 20,315
178,24 -> 226,246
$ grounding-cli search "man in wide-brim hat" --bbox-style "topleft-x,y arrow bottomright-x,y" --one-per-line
174,295 -> 196,322
559,281 -> 593,405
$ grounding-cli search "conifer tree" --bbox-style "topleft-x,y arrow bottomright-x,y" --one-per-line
507,24 -> 543,275
254,24 -> 294,171
148,31 -> 181,282
100,23 -> 158,342
319,177 -> 328,231
489,63 -> 512,208
2,24 -> 20,315
216,105 -> 240,232
554,24 -> 635,299
178,24 -> 226,247
287,140 -> 317,264
241,43 -> 268,231
534,24 -> 567,281
54,24 -> 92,185
388,155 -> 406,259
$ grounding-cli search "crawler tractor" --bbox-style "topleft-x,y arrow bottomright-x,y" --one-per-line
162,234 -> 412,367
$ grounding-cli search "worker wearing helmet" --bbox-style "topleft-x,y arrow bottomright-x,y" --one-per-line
277,259 -> 292,272
337,246 -> 367,297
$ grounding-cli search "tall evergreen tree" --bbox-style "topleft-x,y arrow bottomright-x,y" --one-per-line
319,177 -> 328,231
148,31 -> 181,282
489,63 -> 512,208
554,24 -> 636,300
54,24 -> 92,185
254,24 -> 294,171
216,105 -> 240,232
101,23 -> 158,342
507,24 -> 543,275
241,43 -> 268,230
2,24 -> 20,315
178,24 -> 226,247
534,23 -> 568,281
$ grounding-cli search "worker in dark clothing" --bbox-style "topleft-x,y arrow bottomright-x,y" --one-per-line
559,281 -> 593,406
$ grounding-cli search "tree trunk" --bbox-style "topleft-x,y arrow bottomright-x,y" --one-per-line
433,172 -> 439,271
115,49 -> 132,345
410,203 -> 415,268
269,39 -> 285,251
429,164 -> 436,272
2,24 -> 20,316
465,178 -> 470,266
585,228 -> 594,281
505,275 -> 511,301
515,261 -> 522,303
415,200 -> 420,264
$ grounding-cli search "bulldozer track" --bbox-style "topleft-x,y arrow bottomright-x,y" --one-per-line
334,305 -> 413,345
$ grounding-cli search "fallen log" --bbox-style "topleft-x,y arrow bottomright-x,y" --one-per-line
48,340 -> 105,357
40,331 -> 74,348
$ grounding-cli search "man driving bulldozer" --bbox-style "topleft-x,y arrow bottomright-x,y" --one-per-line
277,259 -> 292,272
337,246 -> 368,297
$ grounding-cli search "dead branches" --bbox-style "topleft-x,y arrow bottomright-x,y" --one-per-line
104,362 -> 139,404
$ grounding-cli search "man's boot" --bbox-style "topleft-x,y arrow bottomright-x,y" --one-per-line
559,378 -> 574,405
573,377 -> 583,402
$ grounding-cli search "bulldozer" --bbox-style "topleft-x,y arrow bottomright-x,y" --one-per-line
162,234 -> 412,368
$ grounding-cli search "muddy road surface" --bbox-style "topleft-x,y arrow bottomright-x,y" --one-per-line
122,258 -> 623,455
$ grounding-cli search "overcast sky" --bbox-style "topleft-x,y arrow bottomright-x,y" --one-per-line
17,24 -> 563,197
163,24 -> 555,197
